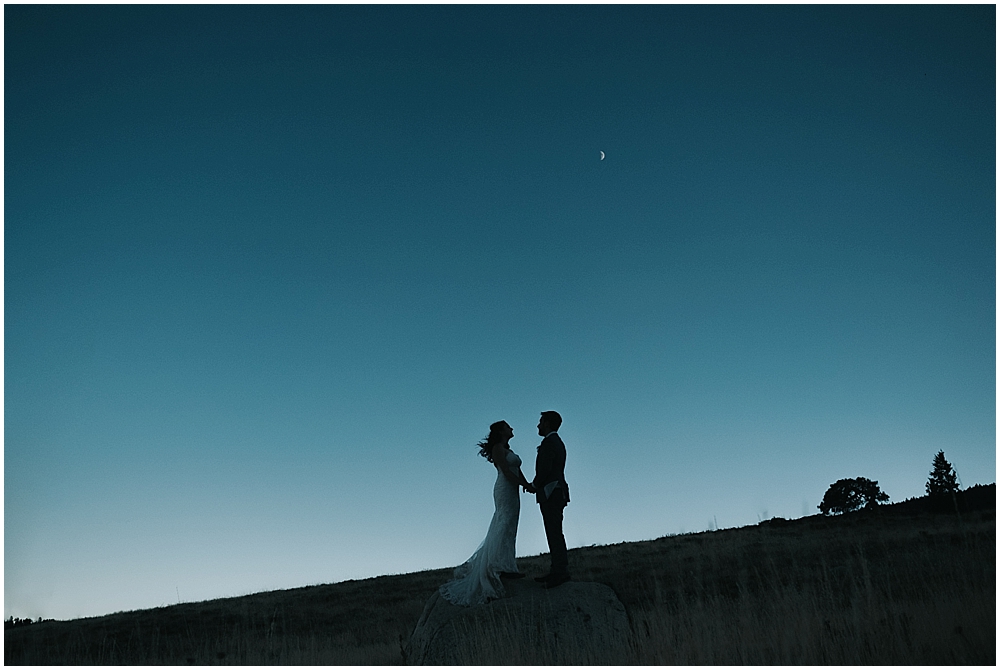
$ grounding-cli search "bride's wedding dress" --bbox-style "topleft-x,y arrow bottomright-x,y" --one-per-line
439,449 -> 521,606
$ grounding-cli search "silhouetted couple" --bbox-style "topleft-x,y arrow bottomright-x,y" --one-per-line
439,411 -> 570,607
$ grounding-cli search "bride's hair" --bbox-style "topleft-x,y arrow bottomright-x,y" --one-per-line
477,421 -> 509,463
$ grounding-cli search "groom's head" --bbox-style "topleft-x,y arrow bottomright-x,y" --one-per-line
537,411 -> 562,436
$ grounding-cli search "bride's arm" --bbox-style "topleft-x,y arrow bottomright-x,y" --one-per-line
511,465 -> 534,491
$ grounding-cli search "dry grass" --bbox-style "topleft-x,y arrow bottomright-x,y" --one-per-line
5,506 -> 994,665
620,529 -> 994,664
3,569 -> 452,665
446,600 -> 620,665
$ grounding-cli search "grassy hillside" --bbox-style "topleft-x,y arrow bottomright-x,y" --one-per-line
5,492 -> 994,665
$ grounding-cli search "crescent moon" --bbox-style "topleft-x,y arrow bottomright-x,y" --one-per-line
600,151 -> 605,160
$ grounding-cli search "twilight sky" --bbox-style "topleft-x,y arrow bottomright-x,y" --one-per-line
5,5 -> 995,621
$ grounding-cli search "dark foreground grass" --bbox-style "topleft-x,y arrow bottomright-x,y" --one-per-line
5,503 -> 994,664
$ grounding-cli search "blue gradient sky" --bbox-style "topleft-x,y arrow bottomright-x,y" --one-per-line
5,5 -> 995,621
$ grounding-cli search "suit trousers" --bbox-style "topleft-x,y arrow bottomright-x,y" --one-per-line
540,498 -> 569,577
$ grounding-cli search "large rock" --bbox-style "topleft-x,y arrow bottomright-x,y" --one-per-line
404,579 -> 631,665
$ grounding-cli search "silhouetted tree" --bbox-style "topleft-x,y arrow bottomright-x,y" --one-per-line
926,450 -> 959,496
926,450 -> 960,513
818,477 -> 889,515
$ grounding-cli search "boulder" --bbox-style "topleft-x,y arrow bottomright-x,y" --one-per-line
404,579 -> 631,665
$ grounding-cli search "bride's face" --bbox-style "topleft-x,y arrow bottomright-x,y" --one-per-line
497,423 -> 514,442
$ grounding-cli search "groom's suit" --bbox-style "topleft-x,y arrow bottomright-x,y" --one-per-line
533,431 -> 569,579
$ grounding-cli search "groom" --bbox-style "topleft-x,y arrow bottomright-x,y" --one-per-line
531,410 -> 570,588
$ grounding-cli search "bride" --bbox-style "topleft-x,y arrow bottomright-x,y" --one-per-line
439,420 -> 535,606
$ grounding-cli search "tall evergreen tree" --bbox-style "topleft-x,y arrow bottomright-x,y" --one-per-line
926,451 -> 959,497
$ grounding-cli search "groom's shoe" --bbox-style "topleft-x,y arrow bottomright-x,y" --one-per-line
500,572 -> 526,579
534,574 -> 553,583
543,573 -> 570,589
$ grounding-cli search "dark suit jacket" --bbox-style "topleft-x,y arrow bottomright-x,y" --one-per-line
533,432 -> 569,506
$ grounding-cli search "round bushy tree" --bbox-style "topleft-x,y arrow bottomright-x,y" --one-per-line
818,477 -> 889,515
926,450 -> 959,497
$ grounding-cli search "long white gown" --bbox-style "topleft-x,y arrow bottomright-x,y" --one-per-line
439,449 -> 521,606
